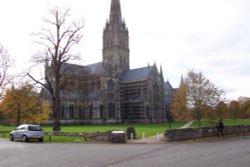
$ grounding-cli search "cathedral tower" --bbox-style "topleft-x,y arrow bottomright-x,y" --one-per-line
103,0 -> 129,75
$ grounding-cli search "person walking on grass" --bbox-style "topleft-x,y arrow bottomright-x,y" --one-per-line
216,119 -> 224,139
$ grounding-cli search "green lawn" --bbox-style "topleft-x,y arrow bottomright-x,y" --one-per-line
190,119 -> 250,128
1,120 -> 249,142
0,126 -> 15,132
44,122 -> 185,138
52,123 -> 182,135
43,135 -> 88,143
0,122 -> 185,142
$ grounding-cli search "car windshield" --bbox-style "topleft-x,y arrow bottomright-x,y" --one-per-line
28,125 -> 43,131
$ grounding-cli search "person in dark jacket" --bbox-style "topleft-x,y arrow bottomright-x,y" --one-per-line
216,119 -> 224,138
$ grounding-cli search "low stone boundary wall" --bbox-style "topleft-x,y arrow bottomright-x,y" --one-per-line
44,131 -> 112,142
44,130 -> 127,143
0,130 -> 126,143
164,125 -> 250,142
110,131 -> 126,143
0,129 -> 126,143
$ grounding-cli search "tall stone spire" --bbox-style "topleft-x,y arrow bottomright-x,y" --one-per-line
103,0 -> 129,75
109,0 -> 122,26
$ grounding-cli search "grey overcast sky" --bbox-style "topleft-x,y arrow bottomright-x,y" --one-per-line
0,0 -> 250,100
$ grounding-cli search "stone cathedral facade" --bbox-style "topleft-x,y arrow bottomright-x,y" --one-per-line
44,0 -> 174,125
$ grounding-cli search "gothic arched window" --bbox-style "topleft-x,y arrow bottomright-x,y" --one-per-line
107,63 -> 112,75
100,105 -> 104,118
89,103 -> 93,118
61,105 -> 65,119
107,79 -> 114,91
108,103 -> 115,118
69,104 -> 74,119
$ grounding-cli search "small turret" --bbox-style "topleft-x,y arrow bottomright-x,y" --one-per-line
160,64 -> 164,81
180,74 -> 185,86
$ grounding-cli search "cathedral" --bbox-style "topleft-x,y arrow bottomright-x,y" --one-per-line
45,0 -> 174,124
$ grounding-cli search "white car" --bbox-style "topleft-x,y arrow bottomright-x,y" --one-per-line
9,124 -> 44,142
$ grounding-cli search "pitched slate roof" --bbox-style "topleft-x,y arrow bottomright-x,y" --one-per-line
164,81 -> 173,91
61,62 -> 103,76
41,88 -> 98,100
164,81 -> 174,103
86,62 -> 103,75
120,66 -> 152,82
61,63 -> 86,76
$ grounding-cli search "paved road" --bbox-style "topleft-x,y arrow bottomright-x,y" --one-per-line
0,137 -> 250,167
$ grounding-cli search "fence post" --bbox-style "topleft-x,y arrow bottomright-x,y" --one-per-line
157,133 -> 160,142
130,133 -> 133,141
142,132 -> 145,142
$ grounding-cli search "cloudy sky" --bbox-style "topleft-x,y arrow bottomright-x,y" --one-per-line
0,0 -> 250,100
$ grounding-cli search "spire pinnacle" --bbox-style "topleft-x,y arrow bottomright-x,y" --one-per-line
160,64 -> 163,74
160,64 -> 164,81
180,74 -> 185,86
109,0 -> 122,25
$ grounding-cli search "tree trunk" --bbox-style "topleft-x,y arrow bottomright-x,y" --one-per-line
53,73 -> 61,132
52,100 -> 61,132
16,103 -> 21,126
198,119 -> 201,128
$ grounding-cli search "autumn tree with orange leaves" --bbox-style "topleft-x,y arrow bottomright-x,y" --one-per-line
172,77 -> 190,121
185,70 -> 223,127
0,83 -> 51,125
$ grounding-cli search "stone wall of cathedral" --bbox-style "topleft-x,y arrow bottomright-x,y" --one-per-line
45,0 -> 169,125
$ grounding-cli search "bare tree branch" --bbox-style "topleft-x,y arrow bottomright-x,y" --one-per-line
27,73 -> 48,90
0,45 -> 13,100
28,6 -> 84,131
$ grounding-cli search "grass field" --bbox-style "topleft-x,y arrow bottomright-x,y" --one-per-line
190,119 -> 250,128
0,122 -> 185,142
1,120 -> 250,142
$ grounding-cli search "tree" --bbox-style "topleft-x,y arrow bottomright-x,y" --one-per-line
203,104 -> 215,122
28,7 -> 84,131
228,100 -> 241,121
0,83 -> 51,125
246,107 -> 250,119
243,99 -> 250,119
172,77 -> 190,121
185,70 -> 223,127
0,45 -> 12,100
238,97 -> 250,119
214,101 -> 228,119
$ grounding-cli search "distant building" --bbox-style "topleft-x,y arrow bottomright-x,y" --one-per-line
44,0 -> 174,124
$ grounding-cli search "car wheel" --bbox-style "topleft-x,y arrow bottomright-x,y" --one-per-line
9,134 -> 14,141
22,135 -> 29,142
